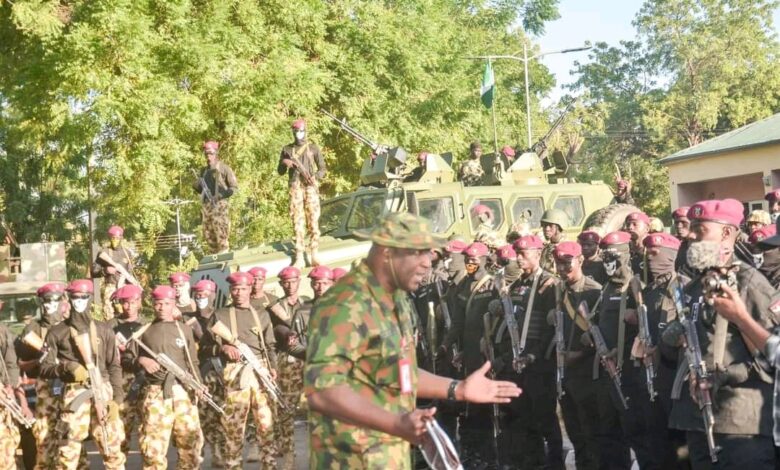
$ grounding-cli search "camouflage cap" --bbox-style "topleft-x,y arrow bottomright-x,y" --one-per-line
354,212 -> 446,250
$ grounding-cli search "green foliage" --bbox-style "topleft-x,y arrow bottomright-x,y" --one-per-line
0,0 -> 559,279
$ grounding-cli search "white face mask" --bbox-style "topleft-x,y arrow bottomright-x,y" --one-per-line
195,298 -> 209,310
72,298 -> 89,314
43,300 -> 60,315
176,286 -> 191,303
753,253 -> 764,269
295,131 -> 306,141
604,259 -> 618,276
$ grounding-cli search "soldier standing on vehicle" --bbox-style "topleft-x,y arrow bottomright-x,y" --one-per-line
540,209 -> 569,273
0,321 -> 25,467
403,152 -> 428,183
93,225 -> 137,320
133,286 -> 204,469
205,271 -> 277,469
304,212 -> 521,468
578,231 -> 608,285
279,119 -> 327,269
459,142 -> 485,186
15,282 -> 69,469
626,211 -> 651,284
193,140 -> 238,254
666,199 -> 778,469
766,189 -> 780,222
39,279 -> 126,470
109,284 -> 147,455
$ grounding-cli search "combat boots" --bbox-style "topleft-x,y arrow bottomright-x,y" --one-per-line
309,248 -> 322,267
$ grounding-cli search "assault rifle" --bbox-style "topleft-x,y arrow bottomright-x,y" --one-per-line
553,286 -> 565,399
672,285 -> 720,462
576,302 -> 629,410
494,269 -> 526,373
209,321 -> 288,410
0,384 -> 34,428
433,278 -> 460,371
116,331 -> 224,415
72,330 -> 111,447
98,252 -> 140,286
191,168 -> 218,206
631,279 -> 657,401
481,309 -> 501,467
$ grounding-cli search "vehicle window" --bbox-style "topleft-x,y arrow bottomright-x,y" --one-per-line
512,198 -> 544,229
469,199 -> 504,231
553,196 -> 586,227
418,197 -> 456,233
320,198 -> 352,235
347,193 -> 387,231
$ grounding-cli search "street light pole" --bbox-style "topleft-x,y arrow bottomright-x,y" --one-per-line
523,43 -> 532,149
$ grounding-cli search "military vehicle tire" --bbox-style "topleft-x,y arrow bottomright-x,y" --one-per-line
583,203 -> 641,236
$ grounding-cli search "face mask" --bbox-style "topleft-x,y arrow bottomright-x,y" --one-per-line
43,300 -> 60,315
72,298 -> 89,314
295,131 -> 305,141
195,298 -> 209,310
753,253 -> 764,269
604,259 -> 618,276
465,263 -> 479,275
110,239 -> 120,249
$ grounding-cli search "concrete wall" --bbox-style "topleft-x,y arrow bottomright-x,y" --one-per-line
665,143 -> 780,209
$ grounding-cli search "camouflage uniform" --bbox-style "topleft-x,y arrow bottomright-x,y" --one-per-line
38,319 -> 126,470
0,324 -> 21,470
107,316 -> 147,455
92,244 -> 137,320
193,160 -> 238,254
278,141 -> 327,264
305,261 -> 418,469
458,158 -> 484,186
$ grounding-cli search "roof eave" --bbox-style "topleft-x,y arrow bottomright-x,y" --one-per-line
660,139 -> 780,166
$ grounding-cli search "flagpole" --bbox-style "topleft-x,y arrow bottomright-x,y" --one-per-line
489,59 -> 499,158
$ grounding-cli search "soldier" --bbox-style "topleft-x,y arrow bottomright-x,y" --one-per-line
766,189 -> 780,222
92,225 -> 137,320
304,212 -> 521,468
667,199 -> 778,469
15,282 -> 67,470
459,141 -> 485,186
746,209 -> 772,234
625,211 -> 651,284
403,152 -> 428,183
501,145 -> 516,167
248,266 -> 278,311
611,179 -> 634,205
1,320 -> 25,468
169,272 -> 196,317
493,235 -> 562,469
39,279 -> 126,470
110,284 -> 147,456
444,238 -> 468,287
496,243 -> 522,283
132,286 -> 204,469
750,224 -> 780,288
205,271 -> 277,470
672,206 -> 692,275
540,209 -> 569,273
552,241 -> 602,470
472,204 -> 498,242
593,232 -> 639,470
579,230 -> 608,285
191,279 -> 227,467
279,119 -> 327,268
193,140 -> 238,254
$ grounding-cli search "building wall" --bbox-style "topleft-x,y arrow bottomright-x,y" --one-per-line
665,143 -> 780,209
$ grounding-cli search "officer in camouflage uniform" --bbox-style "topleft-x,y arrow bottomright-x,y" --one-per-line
134,285 -> 204,470
1,321 -> 24,468
109,284 -> 147,456
205,271 -> 277,470
304,212 -> 521,469
552,242 -> 603,470
92,225 -> 137,320
458,141 -> 484,186
15,282 -> 69,470
579,230 -> 608,285
540,209 -> 569,273
193,140 -> 238,254
279,119 -> 327,268
625,211 -> 651,284
190,279 -> 227,468
39,279 -> 126,470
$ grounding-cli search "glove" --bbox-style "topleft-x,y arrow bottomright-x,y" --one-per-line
107,401 -> 120,422
67,362 -> 89,383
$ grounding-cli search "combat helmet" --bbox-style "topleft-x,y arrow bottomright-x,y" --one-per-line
540,209 -> 569,230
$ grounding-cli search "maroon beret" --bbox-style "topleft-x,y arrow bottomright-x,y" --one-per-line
496,245 -> 517,261
446,239 -> 468,254
248,267 -> 267,279
291,119 -> 306,130
203,140 -> 219,151
600,231 -> 632,248
554,241 -> 582,259
617,180 -> 628,189
672,206 -> 690,220
114,285 -> 143,301
471,204 -> 492,217
37,282 -> 66,298
332,267 -> 348,281
151,285 -> 175,300
227,271 -> 254,286
513,235 -> 544,251
643,232 -> 681,250
688,199 -> 744,227
193,279 -> 217,293
278,266 -> 301,280
750,225 -> 777,244
308,266 -> 334,281
464,242 -> 489,258
501,145 -> 516,157
107,225 -> 124,237
66,279 -> 94,295
765,189 -> 780,202
577,231 -> 601,244
626,211 -> 650,225
168,272 -> 190,284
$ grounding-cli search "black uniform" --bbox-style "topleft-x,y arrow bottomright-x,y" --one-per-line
136,320 -> 201,387
583,254 -> 609,285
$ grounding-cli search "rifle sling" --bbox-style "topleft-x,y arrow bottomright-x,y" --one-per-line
229,306 -> 269,366
518,269 -> 542,353
617,284 -> 629,370
174,321 -> 200,387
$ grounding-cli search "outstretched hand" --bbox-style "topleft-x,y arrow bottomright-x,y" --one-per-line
461,361 -> 522,404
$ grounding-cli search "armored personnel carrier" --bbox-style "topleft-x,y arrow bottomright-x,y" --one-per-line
192,113 -> 636,304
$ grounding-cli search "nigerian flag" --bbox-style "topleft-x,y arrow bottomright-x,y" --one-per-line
480,61 -> 495,108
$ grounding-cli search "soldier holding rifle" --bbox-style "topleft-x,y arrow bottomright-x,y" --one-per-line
92,225 -> 138,319
192,140 -> 238,254
304,213 -> 521,469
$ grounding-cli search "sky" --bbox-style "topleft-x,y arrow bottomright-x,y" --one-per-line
537,0 -> 780,104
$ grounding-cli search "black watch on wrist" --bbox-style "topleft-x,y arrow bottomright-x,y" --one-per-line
447,380 -> 460,402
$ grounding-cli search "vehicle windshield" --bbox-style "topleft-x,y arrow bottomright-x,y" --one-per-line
320,197 -> 352,235
347,192 -> 388,231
